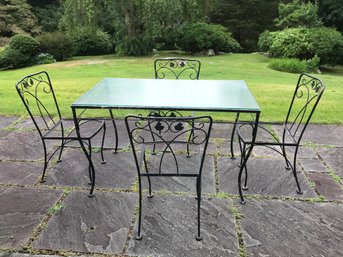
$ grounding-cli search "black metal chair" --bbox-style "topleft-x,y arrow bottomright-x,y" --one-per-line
236,73 -> 325,203
125,115 -> 212,241
154,57 -> 201,80
15,71 -> 106,196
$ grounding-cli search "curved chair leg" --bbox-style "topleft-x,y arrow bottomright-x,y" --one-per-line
40,140 -> 48,183
57,139 -> 65,162
230,113 -> 240,159
195,176 -> 203,241
136,176 -> 143,240
109,110 -> 118,154
243,161 -> 249,190
292,148 -> 303,194
100,122 -> 106,164
281,145 -> 291,170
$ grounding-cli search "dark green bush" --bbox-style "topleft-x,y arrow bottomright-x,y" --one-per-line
9,34 -> 40,55
177,22 -> 241,53
259,27 -> 343,65
37,32 -> 74,61
115,35 -> 153,56
72,28 -> 113,56
268,56 -> 319,73
0,34 -> 40,69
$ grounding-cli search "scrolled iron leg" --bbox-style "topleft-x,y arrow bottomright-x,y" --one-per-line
109,110 -> 118,154
100,122 -> 106,164
230,113 -> 240,159
292,151 -> 303,194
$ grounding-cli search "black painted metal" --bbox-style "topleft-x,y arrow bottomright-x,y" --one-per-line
15,71 -> 106,196
154,57 -> 201,80
125,115 -> 212,240
236,73 -> 325,203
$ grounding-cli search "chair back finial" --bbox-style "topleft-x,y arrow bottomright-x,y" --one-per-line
15,71 -> 62,132
284,73 -> 325,143
154,58 -> 201,80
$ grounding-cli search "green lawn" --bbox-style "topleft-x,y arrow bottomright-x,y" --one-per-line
1,53 -> 342,124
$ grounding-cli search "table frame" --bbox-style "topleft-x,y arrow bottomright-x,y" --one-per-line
71,78 -> 260,202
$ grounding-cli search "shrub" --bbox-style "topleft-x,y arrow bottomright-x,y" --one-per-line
37,32 -> 74,61
9,34 -> 40,55
268,56 -> 320,73
72,28 -> 113,56
115,35 -> 153,56
36,53 -> 56,65
260,27 -> 343,65
177,22 -> 241,54
0,34 -> 40,69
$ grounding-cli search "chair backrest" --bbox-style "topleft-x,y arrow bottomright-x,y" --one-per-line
154,58 -> 201,80
125,115 -> 212,176
15,71 -> 62,133
284,73 -> 325,144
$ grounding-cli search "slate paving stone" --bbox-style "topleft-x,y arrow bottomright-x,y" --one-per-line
239,199 -> 343,257
8,254 -> 61,257
34,191 -> 137,255
252,145 -> 318,159
209,122 -> 235,139
0,161 -> 41,185
12,117 -> 48,131
0,117 -> 18,130
274,124 -> 343,147
0,131 -> 54,161
0,187 -> 63,249
214,140 -> 240,156
127,195 -> 238,257
317,147 -> 343,179
218,157 -> 317,198
141,155 -> 216,194
44,149 -> 137,190
299,158 -> 328,173
307,173 -> 343,201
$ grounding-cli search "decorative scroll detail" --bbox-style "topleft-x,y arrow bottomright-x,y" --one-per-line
127,116 -> 212,175
154,58 -> 201,80
285,73 -> 325,142
15,71 -> 61,131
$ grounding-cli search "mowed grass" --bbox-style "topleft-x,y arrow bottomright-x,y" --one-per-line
0,52 -> 342,123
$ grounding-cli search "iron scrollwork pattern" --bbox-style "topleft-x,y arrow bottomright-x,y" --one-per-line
154,58 -> 201,80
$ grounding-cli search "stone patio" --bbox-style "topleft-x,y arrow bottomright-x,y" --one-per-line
0,116 -> 342,257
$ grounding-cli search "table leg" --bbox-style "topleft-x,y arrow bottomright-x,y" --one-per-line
230,112 -> 240,159
72,108 -> 96,197
238,112 -> 260,204
109,109 -> 118,153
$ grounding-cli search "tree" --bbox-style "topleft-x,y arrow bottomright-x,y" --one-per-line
0,0 -> 40,37
275,0 -> 323,29
209,0 -> 280,52
318,0 -> 343,33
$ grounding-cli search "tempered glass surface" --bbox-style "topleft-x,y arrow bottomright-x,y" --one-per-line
72,78 -> 260,112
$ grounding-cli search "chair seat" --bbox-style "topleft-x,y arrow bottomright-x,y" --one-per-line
237,122 -> 297,146
42,118 -> 105,140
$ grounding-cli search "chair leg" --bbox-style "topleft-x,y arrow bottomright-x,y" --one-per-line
136,176 -> 143,240
144,153 -> 153,198
238,137 -> 247,204
57,139 -> 65,162
281,145 -> 291,170
292,148 -> 303,194
109,110 -> 118,154
230,112 -> 240,159
100,122 -> 106,164
40,140 -> 48,183
195,176 -> 203,241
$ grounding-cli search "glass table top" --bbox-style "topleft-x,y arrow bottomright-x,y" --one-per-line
72,78 -> 260,113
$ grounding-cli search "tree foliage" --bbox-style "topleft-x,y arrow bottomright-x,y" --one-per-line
318,0 -> 343,33
0,0 -> 40,37
275,0 -> 323,29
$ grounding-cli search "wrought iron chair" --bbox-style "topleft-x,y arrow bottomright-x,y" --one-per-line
15,71 -> 106,196
154,57 -> 201,80
125,115 -> 212,241
236,73 -> 325,203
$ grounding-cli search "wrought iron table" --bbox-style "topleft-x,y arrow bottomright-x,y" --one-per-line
71,78 -> 261,200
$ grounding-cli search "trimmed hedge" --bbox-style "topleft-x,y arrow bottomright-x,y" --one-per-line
37,32 -> 74,61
